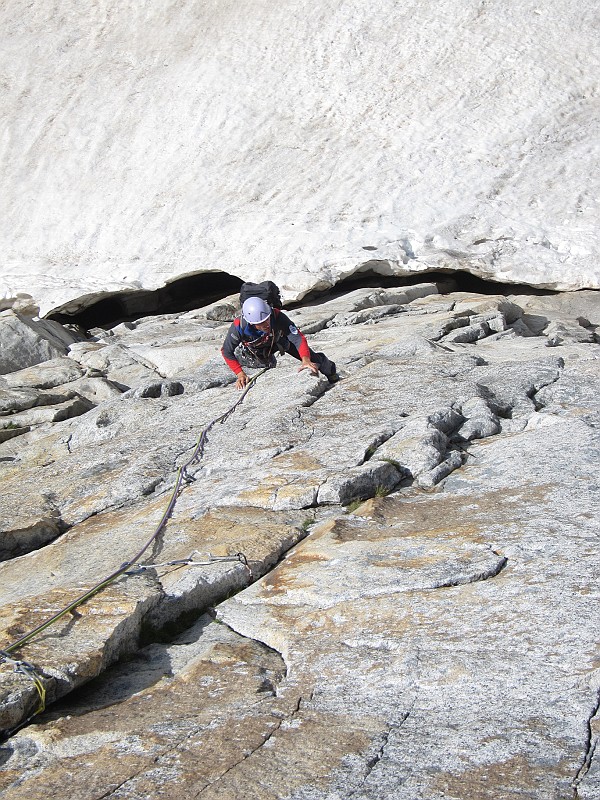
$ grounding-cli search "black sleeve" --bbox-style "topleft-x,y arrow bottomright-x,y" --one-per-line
222,320 -> 243,362
274,311 -> 310,356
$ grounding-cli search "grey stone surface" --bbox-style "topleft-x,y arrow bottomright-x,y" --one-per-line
2,357 -> 85,390
0,312 -> 82,375
67,341 -> 164,388
0,286 -> 598,799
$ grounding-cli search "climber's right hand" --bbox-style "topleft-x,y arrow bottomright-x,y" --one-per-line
236,371 -> 249,390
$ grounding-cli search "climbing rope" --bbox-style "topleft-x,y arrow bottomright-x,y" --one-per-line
124,550 -> 251,575
0,649 -> 47,741
0,367 -> 268,735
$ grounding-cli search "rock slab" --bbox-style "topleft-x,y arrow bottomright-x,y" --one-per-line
0,286 -> 598,799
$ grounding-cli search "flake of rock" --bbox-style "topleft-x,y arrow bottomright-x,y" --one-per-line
2,357 -> 85,390
456,397 -> 501,440
444,320 -> 490,343
0,498 -> 62,561
416,449 -> 463,488
142,505 -> 312,630
0,617 -> 302,799
469,311 -> 507,332
0,387 -> 46,415
427,406 -> 465,434
2,396 -> 94,428
0,386 -> 87,415
450,294 -> 524,324
329,303 -> 406,327
0,425 -> 29,444
126,342 -> 216,378
125,380 -> 184,399
0,500 -> 310,737
316,461 -> 402,505
0,573 -> 163,733
544,319 -> 596,345
373,417 -> 450,479
67,341 -> 163,388
510,317 -> 537,337
428,315 -> 471,340
0,312 -> 81,375
67,376 -> 123,403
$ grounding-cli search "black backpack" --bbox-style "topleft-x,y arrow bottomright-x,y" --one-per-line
239,280 -> 282,310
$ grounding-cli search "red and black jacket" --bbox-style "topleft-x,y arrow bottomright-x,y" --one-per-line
221,309 -> 310,375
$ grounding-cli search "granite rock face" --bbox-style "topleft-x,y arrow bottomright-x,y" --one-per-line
0,285 -> 599,799
0,312 -> 82,375
1,0 -> 600,316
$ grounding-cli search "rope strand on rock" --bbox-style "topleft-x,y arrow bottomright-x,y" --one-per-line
124,551 -> 251,575
0,649 -> 47,740
0,368 -> 268,735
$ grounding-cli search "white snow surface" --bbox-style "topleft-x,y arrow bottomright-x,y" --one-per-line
1,0 -> 599,315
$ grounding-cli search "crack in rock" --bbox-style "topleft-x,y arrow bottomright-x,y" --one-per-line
527,361 -> 564,411
368,407 -> 466,490
431,548 -> 508,589
346,721 -> 400,799
0,527 -> 302,737
346,677 -> 420,797
316,460 -> 403,506
93,780 -> 132,800
86,690 -> 296,800
299,378 -> 333,408
572,686 -> 600,796
359,428 -> 401,465
3,617 -> 291,796
193,696 -> 304,798
216,620 -> 288,682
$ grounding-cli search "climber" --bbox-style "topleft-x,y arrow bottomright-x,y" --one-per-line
221,296 -> 339,389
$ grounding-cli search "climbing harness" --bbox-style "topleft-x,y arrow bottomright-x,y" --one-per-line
238,325 -> 277,367
0,367 -> 268,737
235,307 -> 294,368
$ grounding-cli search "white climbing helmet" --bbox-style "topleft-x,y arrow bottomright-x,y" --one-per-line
242,296 -> 272,325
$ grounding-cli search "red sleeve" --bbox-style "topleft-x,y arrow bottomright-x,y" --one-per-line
221,349 -> 243,374
296,333 -> 310,360
221,320 -> 244,374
